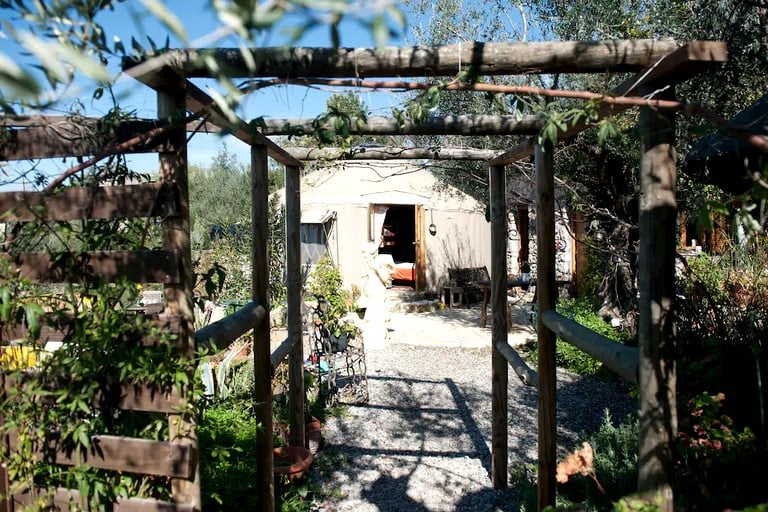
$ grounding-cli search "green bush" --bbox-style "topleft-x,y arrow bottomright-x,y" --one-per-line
198,399 -> 260,510
556,412 -> 639,511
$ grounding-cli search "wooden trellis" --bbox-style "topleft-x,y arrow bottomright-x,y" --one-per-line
1,37 -> 728,512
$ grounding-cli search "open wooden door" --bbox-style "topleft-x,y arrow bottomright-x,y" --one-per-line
415,204 -> 427,290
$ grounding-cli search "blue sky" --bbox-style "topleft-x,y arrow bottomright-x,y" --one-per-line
0,1 -> 416,186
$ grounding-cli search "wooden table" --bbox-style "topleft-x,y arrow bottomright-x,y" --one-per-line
475,278 -> 534,328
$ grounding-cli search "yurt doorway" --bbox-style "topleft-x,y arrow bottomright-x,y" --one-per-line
372,204 -> 425,289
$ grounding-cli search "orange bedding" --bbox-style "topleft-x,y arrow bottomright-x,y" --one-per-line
392,262 -> 415,281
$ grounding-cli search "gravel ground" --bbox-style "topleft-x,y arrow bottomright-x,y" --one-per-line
311,304 -> 636,512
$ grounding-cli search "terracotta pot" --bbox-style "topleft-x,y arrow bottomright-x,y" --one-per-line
305,416 -> 323,455
273,446 -> 313,481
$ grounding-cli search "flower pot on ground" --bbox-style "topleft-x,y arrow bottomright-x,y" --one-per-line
305,416 -> 323,455
273,446 -> 314,482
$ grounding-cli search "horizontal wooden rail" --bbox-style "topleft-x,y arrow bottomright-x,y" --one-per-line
269,331 -> 300,370
0,183 -> 179,222
194,301 -> 266,351
16,435 -> 197,478
123,40 -> 681,78
14,487 -> 195,511
494,341 -> 537,387
540,309 -> 638,383
6,250 -> 182,284
1,314 -> 182,347
285,146 -> 498,161
258,114 -> 543,136
0,120 -> 174,161
3,376 -> 183,414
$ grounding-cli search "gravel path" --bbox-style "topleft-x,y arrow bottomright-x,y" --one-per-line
313,305 -> 636,512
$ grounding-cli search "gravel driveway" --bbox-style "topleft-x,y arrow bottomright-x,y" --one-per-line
314,305 -> 636,512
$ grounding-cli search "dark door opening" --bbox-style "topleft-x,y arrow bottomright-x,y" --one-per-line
379,205 -> 416,286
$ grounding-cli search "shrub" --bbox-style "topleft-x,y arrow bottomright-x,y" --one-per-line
554,411 -> 639,511
198,399 -> 260,510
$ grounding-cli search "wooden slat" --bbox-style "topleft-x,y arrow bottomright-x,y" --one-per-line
489,41 -> 727,166
20,435 -> 196,478
1,314 -> 182,347
17,487 -> 195,511
0,120 -> 172,161
0,183 -> 179,222
112,382 -> 183,413
7,250 -> 182,284
123,40 -> 682,79
2,374 -> 183,413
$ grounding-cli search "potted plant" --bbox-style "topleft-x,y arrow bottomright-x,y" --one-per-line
273,445 -> 314,481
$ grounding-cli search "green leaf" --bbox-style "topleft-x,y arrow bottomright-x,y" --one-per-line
0,288 -> 11,323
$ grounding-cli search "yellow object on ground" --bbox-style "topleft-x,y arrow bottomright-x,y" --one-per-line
0,345 -> 37,369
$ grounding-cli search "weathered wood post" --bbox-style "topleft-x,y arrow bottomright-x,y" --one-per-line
252,144 -> 275,512
535,141 -> 556,510
637,87 -> 677,511
157,78 -> 201,510
489,163 -> 508,488
285,165 -> 305,448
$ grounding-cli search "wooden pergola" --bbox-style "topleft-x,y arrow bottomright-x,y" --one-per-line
0,39 -> 727,512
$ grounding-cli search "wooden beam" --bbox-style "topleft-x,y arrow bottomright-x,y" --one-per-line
269,333 -> 297,369
0,314 -> 182,347
258,114 -> 543,136
0,183 -> 178,222
183,81 -> 302,168
7,250 -> 182,284
194,301 -> 267,351
157,77 -> 200,509
637,84 -> 677,511
0,120 -> 172,161
489,41 -> 727,166
541,310 -> 638,383
122,40 -> 680,79
251,144 -> 275,512
25,435 -> 196,478
285,164 -> 305,449
489,163 -> 508,489
494,341 -> 537,387
535,141 -> 557,510
20,489 -> 195,512
285,146 -> 497,161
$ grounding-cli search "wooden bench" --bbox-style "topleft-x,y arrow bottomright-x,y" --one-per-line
447,266 -> 490,306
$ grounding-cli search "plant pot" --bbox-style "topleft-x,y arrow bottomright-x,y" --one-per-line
304,416 -> 323,455
273,446 -> 313,482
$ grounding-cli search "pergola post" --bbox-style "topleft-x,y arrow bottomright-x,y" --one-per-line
252,144 -> 275,512
535,141 -> 556,510
285,165 -> 305,448
489,164 -> 509,488
157,78 -> 201,510
637,86 -> 678,512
